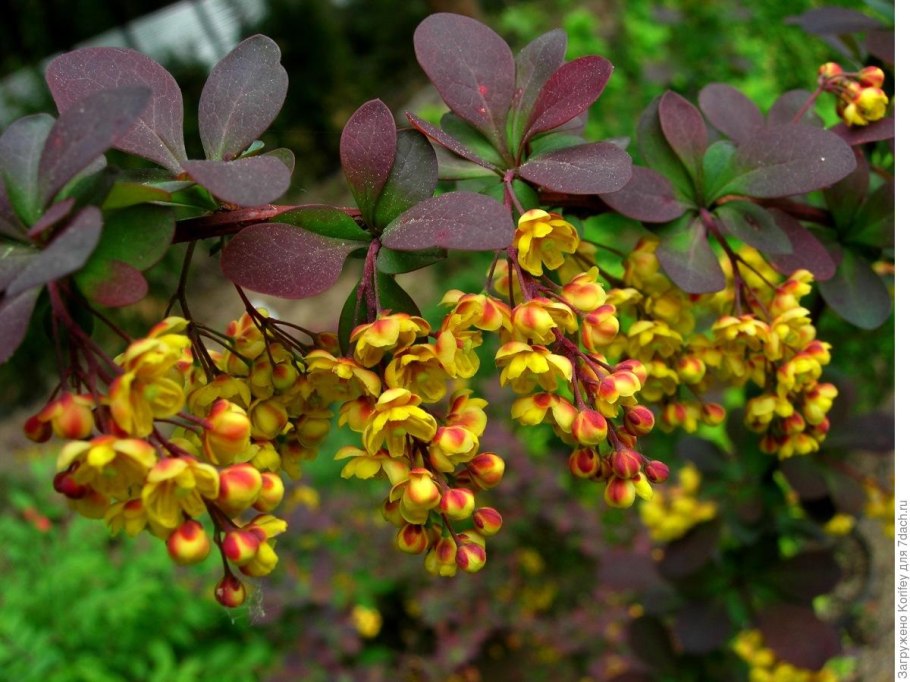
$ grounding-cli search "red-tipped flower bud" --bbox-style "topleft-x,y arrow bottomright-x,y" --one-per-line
166,519 -> 211,565
610,448 -> 642,479
859,65 -> 885,88
217,463 -> 263,516
644,460 -> 670,484
221,529 -> 262,565
568,447 -> 600,479
818,61 -> 843,79
396,523 -> 430,554
571,408 -> 608,445
24,415 -> 52,442
604,476 -> 637,508
214,573 -> 247,607
253,472 -> 285,513
467,453 -> 505,490
439,487 -> 475,520
472,507 -> 503,537
624,405 -> 655,436
53,467 -> 88,499
701,402 -> 726,426
456,542 -> 487,573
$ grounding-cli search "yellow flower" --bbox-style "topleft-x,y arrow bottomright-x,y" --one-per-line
141,456 -> 219,529
385,343 -> 450,402
494,342 -> 573,394
58,436 -> 157,500
350,313 -> 431,367
362,389 -> 438,457
305,349 -> 381,401
513,209 -> 579,276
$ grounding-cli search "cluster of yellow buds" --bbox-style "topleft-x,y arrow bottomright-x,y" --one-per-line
818,62 -> 889,127
638,463 -> 716,542
732,630 -> 840,682
864,478 -> 894,537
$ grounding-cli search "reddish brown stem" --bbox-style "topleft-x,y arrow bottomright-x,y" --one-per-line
173,204 -> 362,243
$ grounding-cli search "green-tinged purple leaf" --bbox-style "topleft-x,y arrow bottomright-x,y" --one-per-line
340,99 -> 398,224
406,112 -> 499,172
757,604 -> 841,671
600,166 -> 684,223
849,181 -> 894,248
338,276 -> 368,356
524,56 -> 612,141
628,617 -> 676,671
825,411 -> 894,453
781,457 -> 829,500
0,286 -> 41,363
656,214 -> 725,294
374,130 -> 439,229
277,205 -> 370,241
767,551 -> 842,603
786,7 -> 883,34
818,247 -> 891,329
45,47 -> 188,173
182,156 -> 290,207
702,141 -> 738,202
26,198 -> 75,239
676,435 -> 727,475
658,519 -> 721,580
264,147 -> 295,173
39,87 -> 150,206
518,141 -> 631,194
413,13 -> 514,148
0,243 -> 38,291
441,113 -> 503,166
0,184 -> 23,239
698,84 -> 763,144
721,124 -> 855,198
102,182 -> 172,210
434,147 -> 500,181
0,114 -> 54,225
511,29 -> 567,146
658,91 -> 707,182
199,35 -> 288,161
715,201 -> 791,254
74,205 -> 174,306
767,90 -> 823,127
6,206 -> 102,297
377,272 -> 421,317
221,222 -> 361,298
866,28 -> 894,65
824,149 -> 867,227
637,97 -> 695,199
376,246 -> 445,274
765,210 -> 836,281
827,468 -> 866,514
529,132 -> 587,156
381,191 -> 513,252
673,602 -> 732,654
830,117 -> 894,146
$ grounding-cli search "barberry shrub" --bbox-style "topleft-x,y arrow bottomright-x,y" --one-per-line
0,7 -> 893,679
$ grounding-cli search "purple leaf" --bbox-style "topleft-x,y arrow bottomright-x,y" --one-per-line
39,87 -> 151,206
511,29 -> 566,144
0,183 -> 23,239
0,244 -> 38,291
781,457 -> 828,500
221,222 -> 362,299
0,114 -> 54,225
715,201 -> 791,254
828,468 -> 867,514
757,604 -> 841,670
818,247 -> 891,329
26,198 -> 75,239
381,192 -> 513,252
866,28 -> 894,65
6,206 -> 102,297
722,124 -> 855,198
524,56 -> 613,141
0,286 -> 41,363
600,166 -> 685,223
339,99 -> 398,223
767,90 -> 823,127
658,519 -> 722,580
849,181 -> 894,248
826,411 -> 895,453
698,84 -> 763,144
518,141 -> 631,194
824,148 -> 867,226
278,205 -> 370,241
199,35 -> 288,161
766,210 -> 836,281
658,91 -> 707,181
406,112 -> 498,171
628,617 -> 676,671
373,130 -> 438,228
656,214 -> 725,294
45,47 -> 188,173
78,260 -> 149,307
673,602 -> 732,654
182,156 -> 290,207
767,551 -> 842,602
787,7 -> 882,35
413,13 -> 514,148
830,117 -> 894,146
637,97 -> 694,197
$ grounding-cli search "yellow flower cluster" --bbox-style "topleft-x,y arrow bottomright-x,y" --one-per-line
639,463 -> 716,542
864,479 -> 894,537
818,62 -> 889,127
733,630 -> 840,682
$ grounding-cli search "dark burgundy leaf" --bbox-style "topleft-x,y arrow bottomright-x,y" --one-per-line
374,130 -> 439,229
628,616 -> 676,671
339,99 -> 398,223
6,206 -> 102,297
440,113 -> 503,166
39,87 -> 150,206
524,56 -> 613,141
199,35 -> 288,161
277,205 -> 370,241
658,91 -> 707,181
849,181 -> 894,248
765,210 -> 836,281
637,97 -> 694,198
781,457 -> 829,500
787,7 -> 882,35
656,214 -> 725,294
376,246 -> 445,274
658,519 -> 721,580
45,47 -> 188,173
600,166 -> 684,223
0,286 -> 41,363
866,28 -> 894,64
433,146 -> 500,181
715,201 -> 791,254
767,90 -> 823,127
381,192 -> 513,252
518,141 -> 631,194
221,222 -> 362,299
757,604 -> 841,670
698,84 -> 763,144
830,117 -> 894,146
511,29 -> 566,144
0,183 -> 22,239
413,13 -> 514,148
826,412 -> 894,453
26,198 -> 75,239
767,551 -> 842,603
0,114 -> 54,225
406,112 -> 499,172
722,124 -> 855,198
818,248 -> 891,329
676,435 -> 727,475
673,602 -> 732,654
825,149 -> 867,227
0,244 -> 38,291
78,260 -> 148,307
827,468 -> 867,515
182,156 -> 290,207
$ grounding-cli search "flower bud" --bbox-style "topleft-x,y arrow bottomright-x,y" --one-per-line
568,447 -> 600,479
581,305 -> 620,349
644,460 -> 670,484
859,65 -> 885,88
24,414 -> 52,442
466,453 -> 505,490
382,499 -> 406,527
217,464 -> 263,516
701,402 -> 726,426
53,466 -> 88,499
676,355 -> 706,384
571,408 -> 608,445
604,476 -> 636,508
456,542 -> 487,573
404,468 -> 442,509
221,529 -> 262,565
214,573 -> 247,607
239,541 -> 279,577
472,507 -> 503,536
271,361 -> 299,391
396,523 -> 430,554
203,399 -> 252,465
632,474 -> 653,501
250,399 -> 288,440
253,472 -> 285,512
818,62 -> 843,79
166,519 -> 211,565
439,487 -> 475,520
432,536 -> 458,577
610,448 -> 642,479
624,405 -> 655,436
